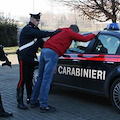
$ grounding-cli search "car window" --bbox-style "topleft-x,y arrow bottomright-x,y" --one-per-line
66,41 -> 90,53
94,34 -> 120,54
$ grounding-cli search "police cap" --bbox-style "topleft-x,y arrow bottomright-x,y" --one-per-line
30,12 -> 42,21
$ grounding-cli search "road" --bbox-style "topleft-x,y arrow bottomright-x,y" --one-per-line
0,54 -> 120,120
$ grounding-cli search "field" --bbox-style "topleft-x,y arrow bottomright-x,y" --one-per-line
4,46 -> 41,54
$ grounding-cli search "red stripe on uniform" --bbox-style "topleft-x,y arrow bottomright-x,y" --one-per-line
18,60 -> 23,88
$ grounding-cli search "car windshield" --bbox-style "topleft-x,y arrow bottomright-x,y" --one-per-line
66,32 -> 91,53
66,40 -> 90,53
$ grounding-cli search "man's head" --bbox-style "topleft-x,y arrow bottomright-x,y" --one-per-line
70,25 -> 79,33
30,12 -> 42,27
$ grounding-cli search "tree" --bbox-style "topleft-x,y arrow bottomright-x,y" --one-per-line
52,0 -> 120,23
0,12 -> 18,47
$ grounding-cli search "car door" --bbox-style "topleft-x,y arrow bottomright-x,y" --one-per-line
53,32 -> 120,94
77,33 -> 120,93
53,40 -> 92,89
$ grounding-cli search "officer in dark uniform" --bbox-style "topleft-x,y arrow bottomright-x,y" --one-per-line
17,12 -> 61,110
0,45 -> 13,118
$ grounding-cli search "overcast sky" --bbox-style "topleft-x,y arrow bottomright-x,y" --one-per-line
0,0 -> 67,19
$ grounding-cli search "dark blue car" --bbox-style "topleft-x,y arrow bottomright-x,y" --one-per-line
52,23 -> 120,113
33,23 -> 120,113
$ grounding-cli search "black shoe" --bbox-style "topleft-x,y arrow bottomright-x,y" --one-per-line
27,98 -> 30,104
40,106 -> 56,113
0,111 -> 13,118
31,102 -> 40,108
17,103 -> 28,110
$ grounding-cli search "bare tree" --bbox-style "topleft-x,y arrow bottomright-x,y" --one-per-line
51,0 -> 120,23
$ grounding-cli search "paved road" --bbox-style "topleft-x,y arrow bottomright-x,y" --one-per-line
0,55 -> 120,120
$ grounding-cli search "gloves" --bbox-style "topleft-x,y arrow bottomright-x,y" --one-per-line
50,29 -> 62,37
92,30 -> 100,35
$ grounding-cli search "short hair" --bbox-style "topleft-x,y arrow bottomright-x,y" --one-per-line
70,25 -> 79,33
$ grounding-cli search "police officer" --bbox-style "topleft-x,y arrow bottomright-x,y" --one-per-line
17,12 -> 61,110
0,45 -> 13,118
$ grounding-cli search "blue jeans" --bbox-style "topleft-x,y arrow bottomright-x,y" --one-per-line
30,48 -> 58,107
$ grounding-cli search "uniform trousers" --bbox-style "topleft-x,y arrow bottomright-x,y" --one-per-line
17,60 -> 34,99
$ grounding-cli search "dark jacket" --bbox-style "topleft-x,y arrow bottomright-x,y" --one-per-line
18,22 -> 58,62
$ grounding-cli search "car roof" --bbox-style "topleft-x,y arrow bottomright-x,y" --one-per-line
99,30 -> 120,38
82,29 -> 120,38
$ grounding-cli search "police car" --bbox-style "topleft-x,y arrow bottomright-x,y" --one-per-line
33,23 -> 120,113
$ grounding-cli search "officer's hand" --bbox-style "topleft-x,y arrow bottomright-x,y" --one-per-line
51,29 -> 62,36
92,30 -> 100,35
55,29 -> 62,33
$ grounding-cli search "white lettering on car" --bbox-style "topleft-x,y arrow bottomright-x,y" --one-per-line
58,66 -> 63,74
76,68 -> 80,76
71,68 -> 75,76
57,66 -> 106,80
83,69 -> 89,78
92,69 -> 97,79
97,70 -> 103,80
67,67 -> 71,75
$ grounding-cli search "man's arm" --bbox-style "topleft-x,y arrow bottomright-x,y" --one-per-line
71,30 -> 100,42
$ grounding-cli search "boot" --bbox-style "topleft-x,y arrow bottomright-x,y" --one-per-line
26,96 -> 31,104
26,82 -> 32,104
0,94 -> 13,118
26,86 -> 32,104
16,87 -> 28,110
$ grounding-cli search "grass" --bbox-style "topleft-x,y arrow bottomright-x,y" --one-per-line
4,46 -> 19,54
3,46 -> 41,54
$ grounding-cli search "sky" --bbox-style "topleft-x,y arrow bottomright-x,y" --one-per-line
0,0 -> 67,20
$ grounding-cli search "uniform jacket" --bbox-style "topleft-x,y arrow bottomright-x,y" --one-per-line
43,27 -> 95,56
18,22 -> 58,62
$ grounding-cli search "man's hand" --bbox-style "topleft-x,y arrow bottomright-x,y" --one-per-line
51,29 -> 62,36
92,30 -> 100,35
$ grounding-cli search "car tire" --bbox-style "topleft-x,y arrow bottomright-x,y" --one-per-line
32,66 -> 53,91
33,67 -> 39,86
110,78 -> 120,113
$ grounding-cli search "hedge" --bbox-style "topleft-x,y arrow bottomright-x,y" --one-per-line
0,21 -> 18,47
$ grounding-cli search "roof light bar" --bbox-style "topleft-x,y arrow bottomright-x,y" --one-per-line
107,23 -> 119,30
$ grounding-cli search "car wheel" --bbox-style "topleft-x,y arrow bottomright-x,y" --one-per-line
33,67 -> 39,85
32,67 -> 53,90
110,78 -> 120,113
